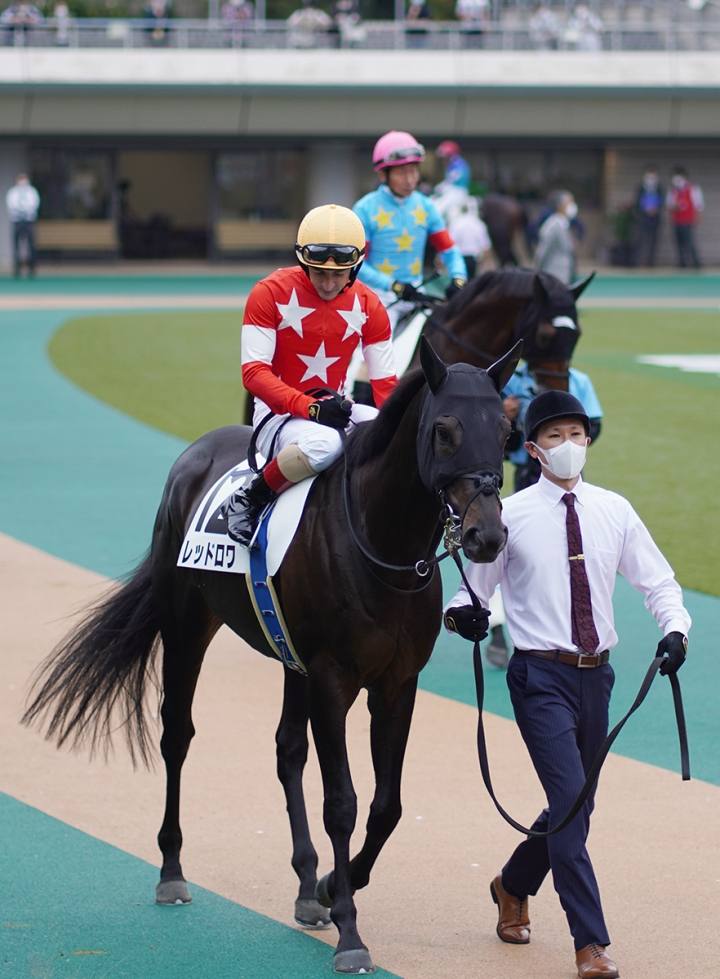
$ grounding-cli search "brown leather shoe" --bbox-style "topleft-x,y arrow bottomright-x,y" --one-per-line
576,944 -> 619,978
490,874 -> 530,944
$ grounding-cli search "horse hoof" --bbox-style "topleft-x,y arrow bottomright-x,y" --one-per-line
334,949 -> 376,974
315,874 -> 333,909
294,898 -> 332,929
155,880 -> 192,905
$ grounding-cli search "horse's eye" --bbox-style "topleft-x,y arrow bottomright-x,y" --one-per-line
436,426 -> 451,443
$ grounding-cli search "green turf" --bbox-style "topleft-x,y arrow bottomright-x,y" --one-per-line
574,308 -> 720,596
48,312 -> 247,443
49,305 -> 720,595
0,791 -> 399,979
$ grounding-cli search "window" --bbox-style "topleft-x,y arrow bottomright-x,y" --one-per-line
29,150 -> 113,220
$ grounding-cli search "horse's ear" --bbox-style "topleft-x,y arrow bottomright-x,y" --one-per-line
569,271 -> 596,301
487,340 -> 523,394
533,275 -> 548,304
419,336 -> 448,394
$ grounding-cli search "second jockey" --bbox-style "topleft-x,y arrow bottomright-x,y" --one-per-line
224,203 -> 398,547
351,130 -> 467,402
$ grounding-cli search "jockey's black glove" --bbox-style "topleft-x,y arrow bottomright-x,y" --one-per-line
308,398 -> 352,430
657,631 -> 688,675
391,281 -> 420,302
444,604 -> 491,642
445,277 -> 467,300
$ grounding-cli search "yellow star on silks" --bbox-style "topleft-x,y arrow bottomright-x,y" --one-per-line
371,206 -> 394,229
408,257 -> 423,277
375,257 -> 398,276
409,203 -> 428,226
393,229 -> 416,252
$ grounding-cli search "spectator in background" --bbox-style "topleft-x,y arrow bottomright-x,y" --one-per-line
143,0 -> 172,43
634,165 -> 663,267
666,166 -> 703,270
564,2 -> 603,50
287,0 -> 332,47
529,2 -> 560,49
448,198 -> 491,279
534,190 -> 576,285
53,0 -> 69,44
406,0 -> 431,47
331,0 -> 365,47
455,0 -> 487,48
221,0 -> 254,22
6,172 -> 40,278
1,0 -> 42,42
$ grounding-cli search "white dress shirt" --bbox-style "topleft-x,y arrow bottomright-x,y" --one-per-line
6,183 -> 40,222
446,474 -> 691,653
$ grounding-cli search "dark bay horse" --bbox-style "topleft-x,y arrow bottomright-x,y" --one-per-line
24,339 -> 520,975
422,268 -> 595,393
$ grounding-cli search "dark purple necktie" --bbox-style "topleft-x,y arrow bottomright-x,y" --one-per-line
562,492 -> 600,654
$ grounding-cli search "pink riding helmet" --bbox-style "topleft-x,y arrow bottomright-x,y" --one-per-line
437,140 -> 460,159
372,131 -> 425,172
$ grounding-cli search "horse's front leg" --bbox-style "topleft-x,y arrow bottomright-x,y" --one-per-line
320,675 -> 418,899
275,665 -> 331,929
307,664 -> 371,974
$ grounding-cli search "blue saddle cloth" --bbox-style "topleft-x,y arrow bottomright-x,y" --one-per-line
247,503 -> 306,675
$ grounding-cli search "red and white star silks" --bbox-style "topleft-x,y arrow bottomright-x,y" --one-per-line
241,266 -> 398,417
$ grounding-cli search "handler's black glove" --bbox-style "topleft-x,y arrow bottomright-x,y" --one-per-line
308,398 -> 352,430
445,604 -> 491,642
657,631 -> 688,675
391,280 -> 420,302
445,277 -> 467,300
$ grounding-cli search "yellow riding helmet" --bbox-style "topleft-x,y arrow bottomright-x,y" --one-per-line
295,204 -> 366,270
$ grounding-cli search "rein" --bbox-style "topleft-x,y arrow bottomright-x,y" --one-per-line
342,457 -> 502,595
424,316 -> 497,365
450,550 -> 690,838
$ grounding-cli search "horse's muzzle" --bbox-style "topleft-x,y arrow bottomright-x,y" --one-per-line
462,523 -> 508,564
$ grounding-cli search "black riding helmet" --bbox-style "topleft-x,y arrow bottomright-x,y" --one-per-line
524,390 -> 590,444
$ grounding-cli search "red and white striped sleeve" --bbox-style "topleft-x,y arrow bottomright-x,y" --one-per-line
241,281 -> 314,418
360,292 -> 398,407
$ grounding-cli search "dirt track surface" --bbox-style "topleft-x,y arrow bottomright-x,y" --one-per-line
1,530 -> 718,979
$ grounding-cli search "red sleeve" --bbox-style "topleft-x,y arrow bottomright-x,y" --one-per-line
241,280 -> 314,418
428,229 -> 455,252
359,291 -> 398,407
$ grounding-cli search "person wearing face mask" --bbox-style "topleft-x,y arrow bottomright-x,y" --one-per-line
5,172 -> 40,278
444,390 -> 690,979
534,191 -> 577,286
634,166 -> 663,267
666,166 -> 703,270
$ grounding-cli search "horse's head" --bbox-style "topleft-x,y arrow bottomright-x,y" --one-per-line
417,337 -> 521,564
516,272 -> 595,392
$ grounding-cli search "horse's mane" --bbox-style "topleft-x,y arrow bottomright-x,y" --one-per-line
436,269 -> 567,324
340,369 -> 427,470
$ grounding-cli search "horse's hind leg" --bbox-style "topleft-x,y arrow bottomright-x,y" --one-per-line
155,580 -> 218,905
275,666 -> 331,929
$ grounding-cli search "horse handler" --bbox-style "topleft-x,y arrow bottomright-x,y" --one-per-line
225,203 -> 398,547
444,390 -> 690,979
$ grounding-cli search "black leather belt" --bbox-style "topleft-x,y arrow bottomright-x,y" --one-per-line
515,648 -> 610,668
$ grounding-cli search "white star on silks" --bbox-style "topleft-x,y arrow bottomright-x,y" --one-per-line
276,289 -> 316,337
297,342 -> 341,384
338,295 -> 368,342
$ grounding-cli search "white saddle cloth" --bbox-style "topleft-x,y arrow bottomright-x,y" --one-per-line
177,458 -> 316,576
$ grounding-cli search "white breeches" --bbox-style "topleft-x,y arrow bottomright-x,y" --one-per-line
372,287 -> 417,335
253,400 -> 379,473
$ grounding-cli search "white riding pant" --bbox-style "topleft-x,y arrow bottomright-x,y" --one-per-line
371,286 -> 417,336
253,399 -> 379,473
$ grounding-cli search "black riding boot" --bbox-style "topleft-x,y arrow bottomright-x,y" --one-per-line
224,472 -> 277,547
351,380 -> 376,407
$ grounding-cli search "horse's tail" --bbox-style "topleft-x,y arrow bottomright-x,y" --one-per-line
22,553 -> 161,767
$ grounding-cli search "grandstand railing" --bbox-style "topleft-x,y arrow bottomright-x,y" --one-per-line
4,16 -> 720,52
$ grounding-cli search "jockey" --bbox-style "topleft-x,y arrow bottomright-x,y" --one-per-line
351,130 -> 467,402
224,203 -> 398,547
436,140 -> 472,192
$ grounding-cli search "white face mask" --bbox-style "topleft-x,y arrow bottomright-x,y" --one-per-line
532,439 -> 587,480
564,201 -> 578,220
672,175 -> 685,188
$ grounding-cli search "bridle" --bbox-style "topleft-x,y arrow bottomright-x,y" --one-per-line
342,456 -> 502,594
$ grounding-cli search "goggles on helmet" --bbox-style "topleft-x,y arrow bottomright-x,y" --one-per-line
297,243 -> 364,267
381,144 -> 425,165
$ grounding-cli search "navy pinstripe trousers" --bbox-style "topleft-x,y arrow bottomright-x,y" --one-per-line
501,653 -> 615,951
